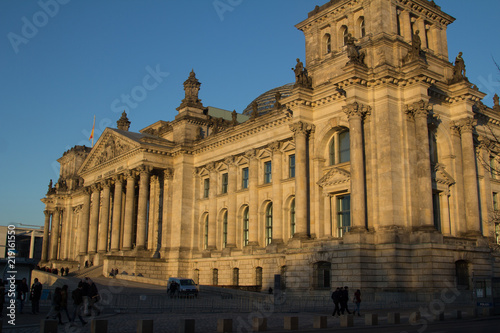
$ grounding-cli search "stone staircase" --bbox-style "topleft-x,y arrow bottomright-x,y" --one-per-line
70,264 -> 104,279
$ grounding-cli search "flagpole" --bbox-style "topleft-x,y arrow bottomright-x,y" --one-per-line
89,115 -> 96,148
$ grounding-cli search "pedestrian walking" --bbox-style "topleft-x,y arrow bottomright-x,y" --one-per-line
16,278 -> 29,314
60,285 -> 71,322
87,278 -> 101,316
340,286 -> 351,314
353,289 -> 361,316
331,287 -> 341,316
46,287 -> 63,324
71,282 -> 87,325
81,277 -> 90,315
30,278 -> 43,314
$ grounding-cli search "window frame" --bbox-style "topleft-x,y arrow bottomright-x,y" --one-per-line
222,210 -> 228,248
337,194 -> 351,237
243,206 -> 249,246
203,178 -> 210,198
221,172 -> 228,194
265,202 -> 273,246
242,167 -> 249,189
264,161 -> 272,184
289,154 -> 295,178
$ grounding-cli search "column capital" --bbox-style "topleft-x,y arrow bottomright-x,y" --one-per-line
101,179 -> 112,188
72,204 -> 83,214
138,165 -> 153,175
245,148 -> 258,160
54,207 -> 62,213
82,186 -> 91,196
478,136 -> 493,151
90,183 -> 101,192
451,117 -> 476,135
164,168 -> 174,180
43,210 -> 51,217
343,102 -> 371,120
113,174 -> 124,184
404,100 -> 432,119
125,169 -> 136,179
289,121 -> 315,136
268,141 -> 282,153
150,174 -> 159,184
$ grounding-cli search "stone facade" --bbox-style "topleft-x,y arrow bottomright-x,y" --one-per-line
41,0 -> 500,301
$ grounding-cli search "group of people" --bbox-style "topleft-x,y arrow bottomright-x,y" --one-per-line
45,277 -> 100,325
331,286 -> 361,317
35,266 -> 70,276
109,268 -> 120,277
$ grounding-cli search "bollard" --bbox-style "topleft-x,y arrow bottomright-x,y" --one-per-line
40,320 -> 58,333
365,314 -> 378,326
91,319 -> 108,333
313,316 -> 327,329
387,312 -> 400,324
409,311 -> 421,324
137,319 -> 154,333
252,317 -> 267,332
340,314 -> 353,327
217,318 -> 233,333
284,316 -> 299,330
178,319 -> 195,333
433,312 -> 444,321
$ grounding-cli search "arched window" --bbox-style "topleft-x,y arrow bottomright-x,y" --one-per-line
204,214 -> 209,249
359,17 -> 366,37
329,130 -> 350,165
255,267 -> 263,286
324,33 -> 332,54
455,260 -> 469,289
265,203 -> 273,246
243,206 -> 249,246
212,268 -> 218,285
233,267 -> 239,286
341,25 -> 349,46
290,199 -> 296,237
222,210 -> 228,248
313,261 -> 331,289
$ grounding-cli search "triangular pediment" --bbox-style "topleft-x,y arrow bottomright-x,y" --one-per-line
317,167 -> 350,188
79,129 -> 140,174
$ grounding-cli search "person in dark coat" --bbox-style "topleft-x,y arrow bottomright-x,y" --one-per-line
30,278 -> 43,314
46,287 -> 63,324
87,278 -> 101,316
331,287 -> 341,316
353,289 -> 361,316
16,278 -> 29,314
71,282 -> 87,325
81,278 -> 90,315
340,286 -> 351,315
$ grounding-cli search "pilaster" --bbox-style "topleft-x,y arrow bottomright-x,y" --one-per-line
98,179 -> 111,253
136,166 -> 152,250
79,187 -> 91,255
111,175 -> 123,251
88,183 -> 101,254
123,170 -> 136,250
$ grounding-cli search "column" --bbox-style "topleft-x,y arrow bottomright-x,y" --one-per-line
29,230 -> 36,259
41,210 -> 51,261
161,169 -> 174,252
79,188 -> 91,255
226,157 -> 237,248
147,175 -> 160,251
110,175 -> 123,251
88,183 -> 101,254
440,191 -> 451,235
123,170 -> 136,250
450,125 -> 467,235
290,121 -> 313,238
136,166 -> 151,250
343,102 -> 369,232
207,163 -> 218,250
479,138 -> 493,237
246,149 -> 259,246
458,118 -> 481,236
407,100 -> 434,230
270,142 -> 283,243
49,208 -> 61,260
70,205 -> 82,260
98,180 -> 111,253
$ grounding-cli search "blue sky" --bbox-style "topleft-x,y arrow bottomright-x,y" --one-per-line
0,0 -> 499,228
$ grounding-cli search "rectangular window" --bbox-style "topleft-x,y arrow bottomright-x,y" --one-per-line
242,167 -> 249,189
496,223 -> 500,245
432,192 -> 441,232
203,178 -> 210,198
289,154 -> 295,178
221,173 -> 228,194
491,157 -> 497,179
494,192 -> 499,211
337,194 -> 350,237
264,161 -> 272,184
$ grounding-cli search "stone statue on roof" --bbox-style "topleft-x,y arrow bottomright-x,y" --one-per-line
403,30 -> 423,63
292,58 -> 313,89
493,94 -> 500,112
451,52 -> 467,82
345,33 -> 365,66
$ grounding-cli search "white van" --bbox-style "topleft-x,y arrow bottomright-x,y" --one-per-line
167,277 -> 199,297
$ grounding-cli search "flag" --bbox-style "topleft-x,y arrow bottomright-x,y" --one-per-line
89,115 -> 95,147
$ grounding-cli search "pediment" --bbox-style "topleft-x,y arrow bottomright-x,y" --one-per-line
79,130 -> 139,174
317,167 -> 350,188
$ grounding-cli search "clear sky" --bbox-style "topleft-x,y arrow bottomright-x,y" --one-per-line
0,0 -> 499,228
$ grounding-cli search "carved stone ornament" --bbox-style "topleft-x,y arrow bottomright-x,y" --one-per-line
291,58 -> 313,89
289,121 -> 314,136
450,52 -> 468,84
451,117 -> 476,134
224,156 -> 236,167
345,33 -> 366,66
403,30 -> 424,64
92,135 -> 132,167
244,149 -> 257,159
342,102 -> 371,119
317,167 -> 350,188
177,69 -> 204,111
404,100 -> 432,119
164,168 -> 174,180
117,111 -> 131,131
268,141 -> 281,152
493,94 -> 500,112
432,163 -> 455,187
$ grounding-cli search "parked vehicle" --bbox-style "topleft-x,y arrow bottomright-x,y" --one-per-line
167,277 -> 198,298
